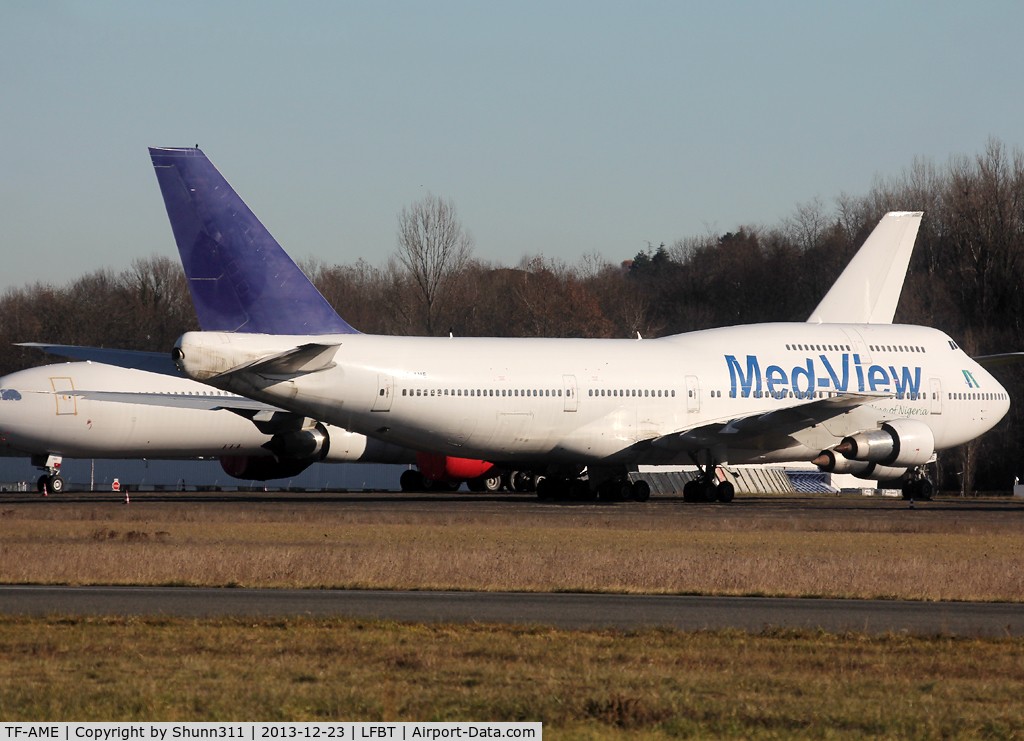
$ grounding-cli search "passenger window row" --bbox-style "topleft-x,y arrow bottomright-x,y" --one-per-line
589,388 -> 675,398
869,344 -> 926,353
786,343 -> 851,352
402,388 -> 567,398
950,392 -> 1006,401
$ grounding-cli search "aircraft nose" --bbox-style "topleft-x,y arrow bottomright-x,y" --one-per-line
0,386 -> 28,450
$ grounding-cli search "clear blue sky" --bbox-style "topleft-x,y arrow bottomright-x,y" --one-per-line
2,1 -> 1021,290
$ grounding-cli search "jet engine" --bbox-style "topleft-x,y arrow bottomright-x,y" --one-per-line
219,422 -> 415,481
812,449 -> 907,481
415,451 -> 497,482
834,418 -> 934,468
220,454 -> 314,481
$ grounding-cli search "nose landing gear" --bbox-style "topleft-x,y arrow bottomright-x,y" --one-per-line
901,468 -> 934,501
36,473 -> 65,494
31,454 -> 65,495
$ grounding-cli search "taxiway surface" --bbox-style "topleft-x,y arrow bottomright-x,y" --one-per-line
0,585 -> 1020,637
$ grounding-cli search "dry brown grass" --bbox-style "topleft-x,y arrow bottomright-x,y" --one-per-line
1,614 -> 1023,739
1,495 -> 1023,601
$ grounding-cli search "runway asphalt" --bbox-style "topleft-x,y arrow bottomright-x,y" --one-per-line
1,585 -> 1021,637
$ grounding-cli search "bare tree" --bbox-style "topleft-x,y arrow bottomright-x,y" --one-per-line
394,194 -> 474,335
784,196 -> 829,252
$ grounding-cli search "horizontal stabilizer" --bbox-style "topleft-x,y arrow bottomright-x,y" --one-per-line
807,211 -> 922,324
17,344 -> 181,377
149,147 -> 358,336
213,343 -> 341,379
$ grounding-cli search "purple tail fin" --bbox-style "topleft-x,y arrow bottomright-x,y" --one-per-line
149,147 -> 357,335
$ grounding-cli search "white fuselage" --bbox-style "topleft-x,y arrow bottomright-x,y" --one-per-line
0,362 -> 412,463
175,322 -> 1010,467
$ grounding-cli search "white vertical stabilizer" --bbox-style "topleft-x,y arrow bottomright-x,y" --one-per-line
806,211 -> 923,324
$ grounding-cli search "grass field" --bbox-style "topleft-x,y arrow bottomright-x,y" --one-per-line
0,495 -> 1022,601
1,615 -> 1022,739
3,493 -> 1024,734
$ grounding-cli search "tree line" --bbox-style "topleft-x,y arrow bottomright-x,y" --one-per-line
2,139 -> 1022,492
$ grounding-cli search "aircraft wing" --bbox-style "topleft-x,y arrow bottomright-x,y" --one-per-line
17,344 -> 181,377
974,352 -> 1024,369
68,390 -> 285,413
651,391 -> 892,452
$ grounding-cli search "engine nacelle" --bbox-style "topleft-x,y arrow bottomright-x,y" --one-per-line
814,449 -> 909,481
262,425 -> 327,459
318,426 -> 418,464
836,418 -> 935,467
416,452 -> 496,482
220,455 -> 315,481
856,463 -> 909,481
812,449 -> 874,476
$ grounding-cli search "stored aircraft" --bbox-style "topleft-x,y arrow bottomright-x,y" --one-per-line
0,360 -> 415,493
30,148 -> 1014,502
144,148 -> 1011,502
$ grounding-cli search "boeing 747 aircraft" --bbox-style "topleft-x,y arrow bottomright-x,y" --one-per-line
140,148 -> 1011,502
28,148 -> 1013,502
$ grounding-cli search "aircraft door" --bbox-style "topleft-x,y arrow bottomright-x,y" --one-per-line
50,377 -> 76,416
841,328 -> 871,363
685,375 -> 700,412
562,375 -> 578,412
372,374 -> 394,412
929,377 -> 943,415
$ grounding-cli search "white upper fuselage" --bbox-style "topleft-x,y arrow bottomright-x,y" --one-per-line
175,321 -> 1010,467
0,361 -> 405,463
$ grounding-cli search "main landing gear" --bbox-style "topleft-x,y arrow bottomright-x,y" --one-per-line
536,474 -> 651,503
901,468 -> 934,501
682,461 -> 735,503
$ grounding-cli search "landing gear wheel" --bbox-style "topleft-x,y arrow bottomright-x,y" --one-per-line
599,480 -> 631,502
716,481 -> 734,503
569,479 -> 590,501
684,479 -> 717,502
481,475 -> 503,492
631,480 -> 651,502
37,475 -> 50,493
902,479 -> 933,501
536,479 -> 554,501
510,471 -> 533,492
918,479 -> 933,501
48,475 -> 65,494
400,470 -> 422,492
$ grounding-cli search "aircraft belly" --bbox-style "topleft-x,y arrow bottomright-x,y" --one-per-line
553,408 -> 637,460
